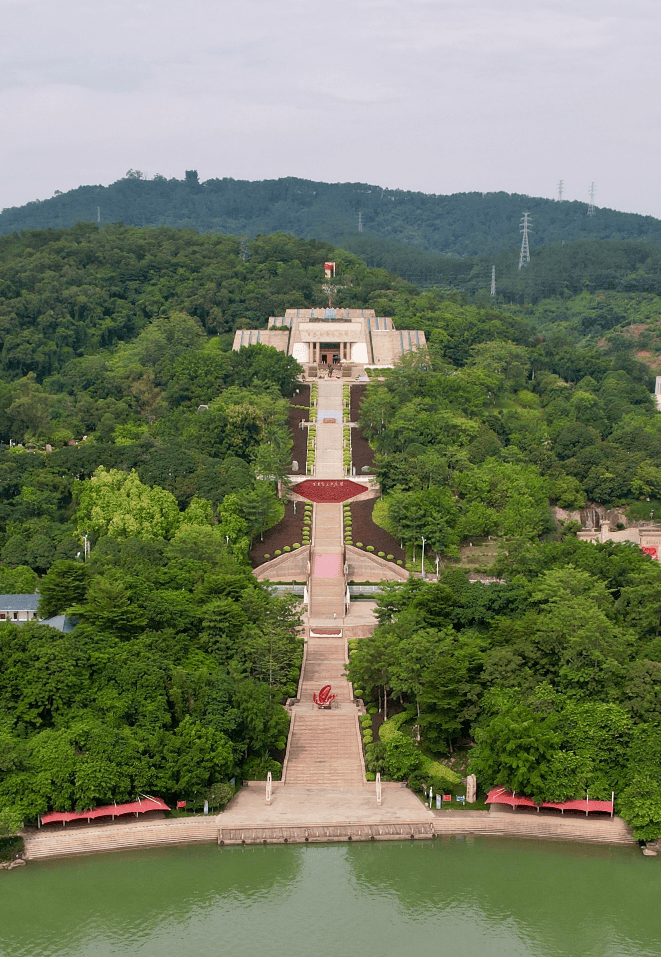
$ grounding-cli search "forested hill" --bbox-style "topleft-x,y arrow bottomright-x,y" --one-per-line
346,236 -> 661,303
2,174 -> 661,257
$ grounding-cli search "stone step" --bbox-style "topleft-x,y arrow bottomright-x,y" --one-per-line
431,813 -> 633,845
313,506 -> 344,549
25,820 -> 219,858
309,581 -> 345,618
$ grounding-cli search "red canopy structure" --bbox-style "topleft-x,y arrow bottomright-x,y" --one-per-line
293,479 -> 365,503
41,795 -> 170,826
486,787 -> 537,809
486,787 -> 613,816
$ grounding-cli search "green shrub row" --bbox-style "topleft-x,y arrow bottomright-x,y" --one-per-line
353,543 -> 401,564
272,544 -> 304,556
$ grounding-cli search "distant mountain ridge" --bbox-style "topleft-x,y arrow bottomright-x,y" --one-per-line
2,175 -> 661,257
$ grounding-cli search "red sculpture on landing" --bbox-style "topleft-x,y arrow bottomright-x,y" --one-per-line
313,684 -> 336,708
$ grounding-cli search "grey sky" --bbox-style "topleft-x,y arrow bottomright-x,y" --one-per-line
2,0 -> 660,217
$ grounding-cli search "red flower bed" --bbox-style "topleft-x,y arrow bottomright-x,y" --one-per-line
293,479 -> 365,503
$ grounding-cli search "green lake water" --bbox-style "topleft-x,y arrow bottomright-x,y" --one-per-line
1,837 -> 659,957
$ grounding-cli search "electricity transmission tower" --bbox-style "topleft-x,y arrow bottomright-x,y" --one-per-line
588,182 -> 596,216
518,213 -> 532,270
358,212 -> 363,232
490,265 -> 496,297
557,180 -> 564,201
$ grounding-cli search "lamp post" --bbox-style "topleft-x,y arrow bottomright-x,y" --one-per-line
421,536 -> 426,580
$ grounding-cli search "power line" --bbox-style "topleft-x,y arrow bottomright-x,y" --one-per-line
518,212 -> 532,270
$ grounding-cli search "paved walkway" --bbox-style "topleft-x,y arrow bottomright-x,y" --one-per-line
220,783 -> 434,825
314,379 -> 344,478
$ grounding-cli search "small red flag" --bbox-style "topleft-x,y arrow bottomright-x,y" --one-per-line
177,801 -> 186,808
443,794 -> 452,802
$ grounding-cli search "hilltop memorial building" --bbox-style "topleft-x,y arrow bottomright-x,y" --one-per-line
232,308 -> 426,374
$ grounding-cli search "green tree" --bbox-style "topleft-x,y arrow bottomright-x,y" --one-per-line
470,705 -> 560,798
74,467 -> 181,541
619,775 -> 661,842
0,564 -> 38,595
37,559 -> 89,618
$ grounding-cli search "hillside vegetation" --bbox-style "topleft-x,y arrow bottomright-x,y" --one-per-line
3,174 -> 661,257
1,224 -> 661,841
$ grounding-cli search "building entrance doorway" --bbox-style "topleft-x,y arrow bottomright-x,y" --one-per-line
320,344 -> 341,365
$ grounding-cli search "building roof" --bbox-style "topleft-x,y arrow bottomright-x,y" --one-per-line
0,593 -> 40,611
39,614 -> 76,633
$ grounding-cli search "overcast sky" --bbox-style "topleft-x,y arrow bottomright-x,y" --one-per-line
2,0 -> 660,217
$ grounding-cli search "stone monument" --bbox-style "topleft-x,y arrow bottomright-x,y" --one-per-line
466,774 -> 477,804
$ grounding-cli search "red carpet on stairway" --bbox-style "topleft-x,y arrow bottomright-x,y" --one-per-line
294,479 -> 365,503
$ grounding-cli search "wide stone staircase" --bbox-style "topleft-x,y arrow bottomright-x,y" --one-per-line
308,502 -> 345,621
308,567 -> 345,619
299,639 -> 352,702
284,713 -> 364,786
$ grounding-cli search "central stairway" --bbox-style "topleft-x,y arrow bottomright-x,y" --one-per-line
284,714 -> 364,786
283,378 -> 366,788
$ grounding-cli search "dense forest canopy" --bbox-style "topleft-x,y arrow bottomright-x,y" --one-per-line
348,544 -> 661,841
345,236 -> 661,304
2,174 -> 661,258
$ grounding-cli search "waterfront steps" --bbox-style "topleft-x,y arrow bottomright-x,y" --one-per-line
284,714 -> 364,787
24,817 -> 219,860
23,808 -> 634,860
432,810 -> 634,845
